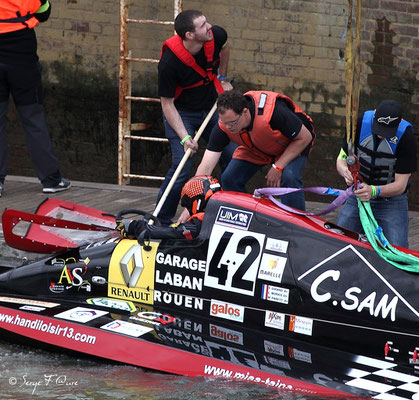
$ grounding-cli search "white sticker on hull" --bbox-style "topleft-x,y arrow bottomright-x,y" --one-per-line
101,320 -> 153,337
258,254 -> 287,283
55,307 -> 108,323
205,225 -> 264,296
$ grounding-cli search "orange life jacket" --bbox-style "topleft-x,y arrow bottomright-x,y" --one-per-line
160,33 -> 224,100
187,212 -> 205,222
219,91 -> 313,165
0,0 -> 41,34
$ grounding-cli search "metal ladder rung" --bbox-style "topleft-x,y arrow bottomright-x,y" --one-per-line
124,173 -> 165,181
126,57 -> 159,63
125,96 -> 160,103
124,135 -> 168,143
127,18 -> 174,26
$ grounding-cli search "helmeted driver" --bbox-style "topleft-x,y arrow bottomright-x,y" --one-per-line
116,175 -> 221,240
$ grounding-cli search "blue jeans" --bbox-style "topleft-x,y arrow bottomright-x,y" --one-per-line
221,155 -> 308,211
157,109 -> 236,225
337,193 -> 409,248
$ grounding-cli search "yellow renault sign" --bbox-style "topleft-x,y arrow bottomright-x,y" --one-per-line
108,239 -> 158,305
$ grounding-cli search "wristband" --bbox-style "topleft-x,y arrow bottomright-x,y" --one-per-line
180,134 -> 191,145
337,148 -> 347,161
371,185 -> 377,198
376,186 -> 381,197
272,164 -> 283,173
217,75 -> 227,81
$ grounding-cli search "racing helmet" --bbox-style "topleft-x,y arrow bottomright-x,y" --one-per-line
181,175 -> 221,215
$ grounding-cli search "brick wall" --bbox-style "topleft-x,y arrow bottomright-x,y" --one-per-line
6,0 -> 418,209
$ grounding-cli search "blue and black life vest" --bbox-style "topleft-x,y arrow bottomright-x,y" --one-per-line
357,110 -> 412,185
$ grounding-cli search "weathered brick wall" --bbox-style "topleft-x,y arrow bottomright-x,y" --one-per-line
6,0 -> 418,209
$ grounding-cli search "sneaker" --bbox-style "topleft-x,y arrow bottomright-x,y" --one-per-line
42,178 -> 71,193
0,181 -> 3,197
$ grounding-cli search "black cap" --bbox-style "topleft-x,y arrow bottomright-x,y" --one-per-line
372,100 -> 402,138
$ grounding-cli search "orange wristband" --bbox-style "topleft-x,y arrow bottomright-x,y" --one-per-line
271,164 -> 283,172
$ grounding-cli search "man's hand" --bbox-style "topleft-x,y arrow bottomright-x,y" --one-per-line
177,208 -> 191,224
265,167 -> 283,187
354,184 -> 373,202
336,159 -> 354,186
220,80 -> 233,91
183,137 -> 198,155
115,218 -> 132,238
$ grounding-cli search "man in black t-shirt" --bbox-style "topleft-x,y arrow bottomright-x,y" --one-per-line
0,0 -> 71,197
156,9 -> 235,225
336,100 -> 417,248
178,90 -> 315,222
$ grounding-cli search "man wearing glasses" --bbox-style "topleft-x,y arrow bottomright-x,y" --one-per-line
179,90 -> 314,220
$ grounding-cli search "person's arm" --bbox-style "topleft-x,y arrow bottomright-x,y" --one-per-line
218,44 -> 233,91
34,0 -> 51,22
160,97 -> 198,154
196,149 -> 222,175
265,125 -> 312,187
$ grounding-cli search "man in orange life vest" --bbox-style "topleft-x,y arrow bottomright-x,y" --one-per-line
179,90 -> 315,222
0,0 -> 71,197
116,175 -> 220,240
157,9 -> 236,226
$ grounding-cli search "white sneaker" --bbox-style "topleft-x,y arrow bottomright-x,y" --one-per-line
42,179 -> 71,193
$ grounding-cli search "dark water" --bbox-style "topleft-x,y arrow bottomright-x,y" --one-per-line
1,341 -> 322,400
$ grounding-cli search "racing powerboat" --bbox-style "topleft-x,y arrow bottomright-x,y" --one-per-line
0,192 -> 418,398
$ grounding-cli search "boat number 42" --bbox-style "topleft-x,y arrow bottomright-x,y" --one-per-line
204,226 -> 265,296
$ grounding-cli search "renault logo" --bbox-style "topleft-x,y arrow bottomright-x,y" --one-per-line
120,245 -> 144,288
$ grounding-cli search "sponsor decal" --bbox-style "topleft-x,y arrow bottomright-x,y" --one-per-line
265,238 -> 289,254
19,305 -> 46,312
210,324 -> 243,345
210,300 -> 244,323
263,356 -> 291,370
153,290 -> 203,310
86,297 -> 136,312
261,284 -> 289,304
133,311 -> 175,325
257,253 -> 287,283
0,296 -> 59,308
289,315 -> 313,336
215,206 -> 253,230
288,347 -> 312,363
49,282 -> 65,294
155,252 -> 206,272
92,276 -> 107,285
297,245 -> 412,322
101,320 -> 153,337
55,307 -> 108,323
265,311 -> 285,330
264,340 -> 284,356
205,225 -> 264,296
155,271 -> 202,290
108,240 -> 157,305
56,258 -> 89,287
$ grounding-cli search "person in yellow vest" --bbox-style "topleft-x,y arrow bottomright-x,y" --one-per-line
0,0 -> 71,197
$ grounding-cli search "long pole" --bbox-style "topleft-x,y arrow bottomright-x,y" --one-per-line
152,101 -> 218,218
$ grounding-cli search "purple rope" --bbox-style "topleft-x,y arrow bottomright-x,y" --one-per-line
253,186 -> 354,216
